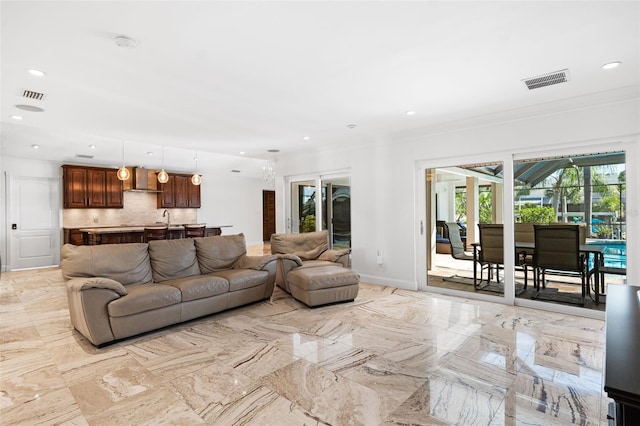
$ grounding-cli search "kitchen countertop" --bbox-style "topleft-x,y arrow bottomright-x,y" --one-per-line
77,224 -> 232,234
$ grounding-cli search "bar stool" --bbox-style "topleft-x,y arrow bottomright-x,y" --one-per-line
143,227 -> 169,242
184,225 -> 206,238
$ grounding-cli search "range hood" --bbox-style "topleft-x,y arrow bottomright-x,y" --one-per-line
122,167 -> 161,192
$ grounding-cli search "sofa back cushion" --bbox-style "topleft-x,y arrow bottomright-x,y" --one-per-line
195,233 -> 247,274
270,230 -> 329,260
61,243 -> 153,285
148,238 -> 201,282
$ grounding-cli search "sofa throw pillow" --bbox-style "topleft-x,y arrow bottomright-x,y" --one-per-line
148,239 -> 200,282
195,233 -> 247,274
61,243 -> 153,285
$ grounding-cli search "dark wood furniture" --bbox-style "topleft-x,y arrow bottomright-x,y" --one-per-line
205,227 -> 222,237
157,174 -> 201,208
184,225 -> 206,238
64,226 -> 226,245
143,227 -> 169,242
64,228 -> 85,245
604,284 -> 640,425
62,165 -> 123,208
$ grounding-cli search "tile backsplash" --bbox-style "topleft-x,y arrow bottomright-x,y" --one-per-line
63,192 -> 198,227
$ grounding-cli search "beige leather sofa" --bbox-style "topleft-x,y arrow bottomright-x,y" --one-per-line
270,230 -> 349,291
270,230 -> 358,306
61,234 -> 276,346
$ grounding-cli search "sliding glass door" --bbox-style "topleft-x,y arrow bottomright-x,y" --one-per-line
424,162 -> 506,298
513,151 -> 627,311
289,174 -> 351,249
321,177 -> 351,249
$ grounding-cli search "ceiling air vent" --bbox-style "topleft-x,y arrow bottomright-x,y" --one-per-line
522,69 -> 570,90
22,89 -> 46,101
75,154 -> 94,159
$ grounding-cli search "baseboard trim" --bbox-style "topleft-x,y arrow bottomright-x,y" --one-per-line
358,274 -> 417,290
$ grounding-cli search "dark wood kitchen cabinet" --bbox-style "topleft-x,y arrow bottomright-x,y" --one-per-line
105,169 -> 124,207
157,173 -> 200,208
63,165 -> 123,208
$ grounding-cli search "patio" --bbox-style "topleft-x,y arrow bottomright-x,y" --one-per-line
428,253 -> 626,312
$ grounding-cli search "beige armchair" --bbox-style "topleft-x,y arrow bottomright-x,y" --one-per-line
270,230 -> 350,292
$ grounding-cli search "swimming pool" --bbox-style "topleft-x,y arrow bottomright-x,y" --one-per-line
588,240 -> 626,269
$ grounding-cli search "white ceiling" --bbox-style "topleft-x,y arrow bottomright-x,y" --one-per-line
2,1 -> 638,178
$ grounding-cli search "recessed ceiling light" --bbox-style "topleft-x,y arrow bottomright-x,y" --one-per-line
15,104 -> 44,112
147,151 -> 153,156
11,115 -> 23,120
31,144 -> 40,149
602,61 -> 621,70
303,136 -> 310,141
27,69 -> 46,77
115,35 -> 137,48
239,151 -> 245,155
89,145 -> 96,149
406,110 -> 416,116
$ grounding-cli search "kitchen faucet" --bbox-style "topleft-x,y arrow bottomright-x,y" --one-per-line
162,209 -> 170,227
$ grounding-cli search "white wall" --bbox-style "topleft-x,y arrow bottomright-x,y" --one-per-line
198,173 -> 270,246
276,97 -> 640,290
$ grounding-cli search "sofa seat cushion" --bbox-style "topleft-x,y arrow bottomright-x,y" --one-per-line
299,260 -> 338,269
108,283 -> 181,318
162,275 -> 229,302
149,239 -> 200,282
288,265 -> 359,291
209,269 -> 268,292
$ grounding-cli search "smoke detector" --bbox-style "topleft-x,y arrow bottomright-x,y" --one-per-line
115,35 -> 137,49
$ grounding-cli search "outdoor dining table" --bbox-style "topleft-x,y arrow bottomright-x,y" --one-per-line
471,241 -> 606,304
517,241 -> 605,305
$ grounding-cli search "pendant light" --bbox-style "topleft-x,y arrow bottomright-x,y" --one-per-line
191,151 -> 202,186
117,140 -> 130,181
157,146 -> 169,184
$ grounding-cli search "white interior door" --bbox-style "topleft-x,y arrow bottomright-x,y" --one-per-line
8,174 -> 60,270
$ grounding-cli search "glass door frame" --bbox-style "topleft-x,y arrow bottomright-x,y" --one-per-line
415,152 -> 515,305
285,170 -> 351,248
416,138 -> 637,320
512,142 -> 635,319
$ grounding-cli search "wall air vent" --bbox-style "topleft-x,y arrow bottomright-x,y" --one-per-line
22,89 -> 46,101
522,69 -> 570,90
75,154 -> 94,159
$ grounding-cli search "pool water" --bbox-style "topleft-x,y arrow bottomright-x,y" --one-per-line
588,240 -> 626,269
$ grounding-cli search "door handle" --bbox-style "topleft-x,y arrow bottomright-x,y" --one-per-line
11,224 -> 17,230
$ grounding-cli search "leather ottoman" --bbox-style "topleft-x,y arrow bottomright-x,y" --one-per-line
286,265 -> 359,307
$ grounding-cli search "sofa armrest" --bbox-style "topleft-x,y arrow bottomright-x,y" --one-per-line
67,277 -> 128,296
273,255 -> 304,293
65,278 -> 126,346
318,249 -> 350,263
235,254 -> 277,271
277,253 -> 303,266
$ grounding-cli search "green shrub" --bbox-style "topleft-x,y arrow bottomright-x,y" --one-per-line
301,215 -> 316,233
518,204 -> 555,223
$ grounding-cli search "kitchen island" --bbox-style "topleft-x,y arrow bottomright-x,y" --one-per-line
64,225 -> 232,245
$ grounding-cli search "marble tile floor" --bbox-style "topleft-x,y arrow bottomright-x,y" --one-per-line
1,266 -> 612,425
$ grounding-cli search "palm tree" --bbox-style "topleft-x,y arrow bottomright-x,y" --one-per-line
543,167 -> 582,222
